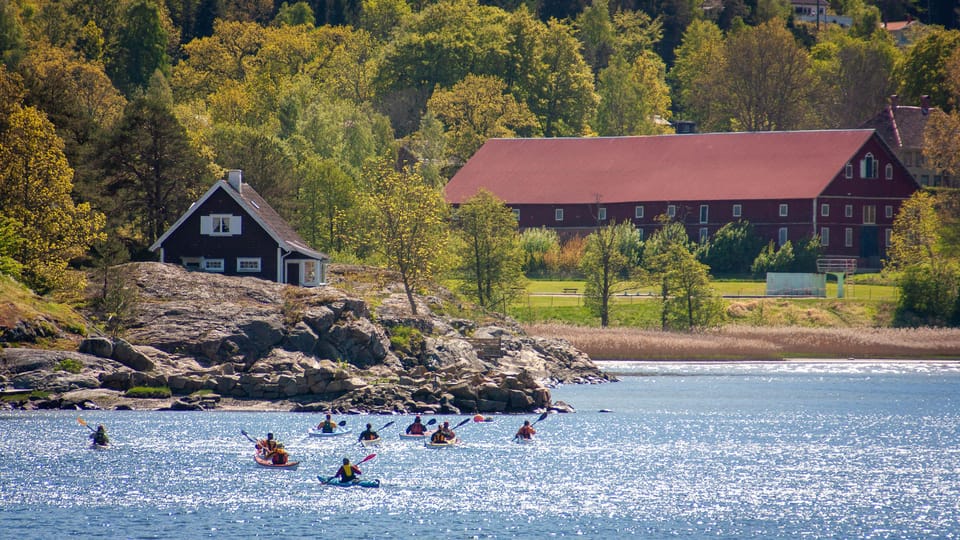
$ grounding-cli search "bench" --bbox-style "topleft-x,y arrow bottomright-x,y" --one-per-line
562,288 -> 578,294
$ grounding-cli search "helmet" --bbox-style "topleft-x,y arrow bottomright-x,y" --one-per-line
267,433 -> 274,439
366,423 -> 372,429
343,457 -> 350,464
326,414 -> 332,419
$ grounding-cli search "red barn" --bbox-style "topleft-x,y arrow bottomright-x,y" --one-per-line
445,130 -> 919,269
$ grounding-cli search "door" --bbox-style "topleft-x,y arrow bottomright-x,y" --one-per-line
285,262 -> 300,286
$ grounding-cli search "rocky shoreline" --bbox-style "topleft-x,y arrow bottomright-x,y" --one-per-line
1,263 -> 613,413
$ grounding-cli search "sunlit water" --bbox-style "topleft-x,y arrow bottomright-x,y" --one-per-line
2,361 -> 959,539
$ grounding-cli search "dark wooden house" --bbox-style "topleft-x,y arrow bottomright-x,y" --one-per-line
445,130 -> 920,269
150,170 -> 328,286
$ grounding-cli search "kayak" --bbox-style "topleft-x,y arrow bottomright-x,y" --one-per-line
308,427 -> 352,437
254,453 -> 300,470
318,475 -> 380,488
424,437 -> 459,448
359,436 -> 382,447
90,442 -> 110,450
515,436 -> 535,444
399,430 -> 433,440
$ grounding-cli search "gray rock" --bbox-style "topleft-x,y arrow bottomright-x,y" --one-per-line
112,339 -> 156,372
79,337 -> 113,359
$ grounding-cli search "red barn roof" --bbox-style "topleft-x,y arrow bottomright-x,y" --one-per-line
446,130 -> 878,205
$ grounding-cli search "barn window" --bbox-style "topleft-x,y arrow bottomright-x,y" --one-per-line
821,203 -> 829,217
885,228 -> 892,247
667,205 -> 676,218
863,205 -> 876,224
699,227 -> 708,244
635,205 -> 644,219
845,205 -> 853,218
732,204 -> 741,217
779,204 -> 788,217
860,153 -> 878,179
845,163 -> 853,178
512,208 -> 520,221
885,205 -> 893,219
778,227 -> 788,246
820,227 -> 829,246
845,228 -> 853,247
885,163 -> 893,180
203,259 -> 224,272
555,208 -> 564,221
237,258 -> 261,272
598,207 -> 607,221
699,205 -> 708,224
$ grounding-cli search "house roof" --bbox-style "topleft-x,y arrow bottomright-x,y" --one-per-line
859,105 -> 933,151
445,130 -> 879,205
149,175 -> 328,261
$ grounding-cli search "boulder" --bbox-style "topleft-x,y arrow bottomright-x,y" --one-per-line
79,337 -> 113,359
112,339 -> 156,372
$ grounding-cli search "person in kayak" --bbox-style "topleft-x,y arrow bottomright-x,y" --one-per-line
439,421 -> 456,440
318,414 -> 338,433
90,425 -> 109,446
358,423 -> 379,442
430,428 -> 447,444
405,416 -> 427,435
271,443 -> 289,465
257,433 -> 278,458
333,457 -> 361,483
515,420 -> 536,440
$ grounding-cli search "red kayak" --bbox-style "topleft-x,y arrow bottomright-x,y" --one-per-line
254,453 -> 300,470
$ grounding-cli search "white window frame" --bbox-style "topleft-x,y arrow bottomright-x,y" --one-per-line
555,208 -> 564,221
732,204 -> 742,218
820,227 -> 829,246
237,257 -> 261,272
779,204 -> 788,217
301,260 -> 321,286
845,227 -> 853,247
778,227 -> 788,246
885,228 -> 892,247
181,257 -> 202,270
860,153 -> 878,179
845,204 -> 853,218
863,205 -> 876,225
203,259 -> 225,272
598,207 -> 607,221
699,205 -> 708,224
512,208 -> 520,221
821,203 -> 829,217
635,205 -> 644,219
885,205 -> 893,219
667,205 -> 676,218
699,227 -> 708,244
885,163 -> 893,180
201,214 -> 242,236
845,163 -> 853,179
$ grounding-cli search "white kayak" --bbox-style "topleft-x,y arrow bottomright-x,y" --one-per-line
515,436 -> 535,444
309,427 -> 352,437
399,430 -> 433,440
359,436 -> 382,447
424,437 -> 459,448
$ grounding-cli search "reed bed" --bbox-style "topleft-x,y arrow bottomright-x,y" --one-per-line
524,323 -> 960,360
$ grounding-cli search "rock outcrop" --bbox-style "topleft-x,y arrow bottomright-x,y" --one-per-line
0,263 -> 613,412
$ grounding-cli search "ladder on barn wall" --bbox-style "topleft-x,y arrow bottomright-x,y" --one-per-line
816,258 -> 857,298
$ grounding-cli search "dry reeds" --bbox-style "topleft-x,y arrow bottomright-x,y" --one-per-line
523,323 -> 960,360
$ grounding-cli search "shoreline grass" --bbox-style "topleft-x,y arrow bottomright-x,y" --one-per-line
523,323 -> 960,360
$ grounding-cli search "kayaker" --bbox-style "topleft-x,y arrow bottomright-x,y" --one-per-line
318,414 -> 338,433
90,425 -> 109,446
333,457 -> 361,483
271,443 -> 289,465
257,433 -> 278,457
358,423 -> 378,442
430,428 -> 447,444
439,421 -> 456,440
515,420 -> 536,440
405,416 -> 426,435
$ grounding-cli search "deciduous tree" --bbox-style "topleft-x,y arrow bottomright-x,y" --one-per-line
596,51 -> 671,136
580,221 -> 641,327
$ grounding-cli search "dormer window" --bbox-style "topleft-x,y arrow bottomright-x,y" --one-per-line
860,153 -> 878,179
845,163 -> 853,179
201,214 -> 242,236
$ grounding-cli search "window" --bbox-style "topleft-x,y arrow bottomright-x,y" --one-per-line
201,214 -> 241,236
637,228 -> 644,240
667,205 -> 676,218
699,227 -> 709,244
820,227 -> 829,246
237,258 -> 261,272
821,203 -> 829,217
512,208 -> 520,221
885,228 -> 892,247
779,204 -> 788,217
598,207 -> 607,221
732,204 -> 742,218
885,205 -> 893,219
555,208 -> 564,221
182,257 -> 202,270
302,261 -> 319,286
699,205 -> 708,224
845,205 -> 853,218
885,164 -> 893,180
634,205 -> 644,219
863,205 -> 876,224
203,259 -> 224,272
845,163 -> 853,178
845,227 -> 853,247
778,227 -> 788,246
860,153 -> 878,178
921,174 -> 930,185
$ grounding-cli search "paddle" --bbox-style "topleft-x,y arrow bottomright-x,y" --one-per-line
327,453 -> 377,483
514,412 -> 549,441
77,416 -> 95,432
240,429 -> 256,444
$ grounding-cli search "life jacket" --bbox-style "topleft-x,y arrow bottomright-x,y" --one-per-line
362,431 -> 377,440
518,426 -> 535,438
431,431 -> 446,443
272,450 -> 288,464
408,423 -> 425,435
340,464 -> 355,480
320,421 -> 336,433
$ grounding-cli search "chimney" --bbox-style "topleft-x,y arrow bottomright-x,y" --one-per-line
227,169 -> 242,193
889,94 -> 898,109
921,95 -> 930,115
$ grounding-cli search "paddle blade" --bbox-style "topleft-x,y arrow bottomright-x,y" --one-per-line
534,412 -> 549,423
426,418 -> 437,425
454,418 -> 471,429
338,420 -> 348,426
358,453 -> 376,464
77,417 -> 87,426
379,421 -> 395,430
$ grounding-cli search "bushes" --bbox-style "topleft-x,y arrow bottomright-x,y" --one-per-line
54,358 -> 83,374
124,386 -> 172,399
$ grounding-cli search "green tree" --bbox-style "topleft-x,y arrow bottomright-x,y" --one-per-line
0,102 -> 105,292
596,51 -> 671,136
519,227 -> 560,277
109,0 -> 171,95
209,123 -> 297,217
576,0 -> 616,75
923,48 -> 960,179
580,221 -> 641,327
0,0 -> 26,67
294,154 -> 360,254
359,0 -> 411,41
406,110 -> 449,186
452,189 -> 525,311
427,74 -> 539,165
0,214 -> 23,278
534,19 -> 598,137
97,72 -> 211,251
642,219 -> 690,330
698,220 -> 764,275
669,19 -> 727,130
751,240 -> 795,276
360,161 -> 450,315
896,27 -> 960,110
275,2 -> 315,27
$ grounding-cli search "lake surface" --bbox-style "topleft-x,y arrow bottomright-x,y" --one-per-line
2,361 -> 959,539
